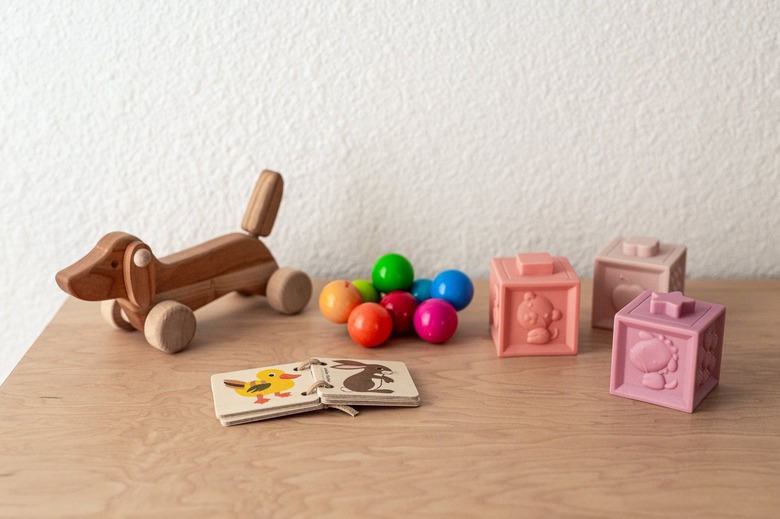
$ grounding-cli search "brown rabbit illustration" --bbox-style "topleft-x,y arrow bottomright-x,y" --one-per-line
331,360 -> 395,393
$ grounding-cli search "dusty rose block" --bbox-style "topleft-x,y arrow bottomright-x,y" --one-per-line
489,252 -> 580,357
592,236 -> 686,329
610,290 -> 725,413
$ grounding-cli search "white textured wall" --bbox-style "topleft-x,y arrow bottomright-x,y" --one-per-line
2,1 -> 779,384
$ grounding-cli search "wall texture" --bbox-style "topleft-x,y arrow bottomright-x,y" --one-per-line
2,1 -> 779,384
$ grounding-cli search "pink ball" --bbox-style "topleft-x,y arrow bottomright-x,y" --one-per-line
380,290 -> 419,334
413,299 -> 458,344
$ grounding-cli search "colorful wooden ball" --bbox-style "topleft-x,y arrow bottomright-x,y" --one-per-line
371,253 -> 414,293
352,279 -> 380,303
410,278 -> 432,303
319,280 -> 363,324
347,302 -> 393,347
430,269 -> 474,311
413,299 -> 458,344
380,290 -> 419,334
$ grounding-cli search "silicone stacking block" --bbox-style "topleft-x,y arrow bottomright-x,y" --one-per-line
610,290 -> 725,413
592,236 -> 686,329
489,253 -> 580,357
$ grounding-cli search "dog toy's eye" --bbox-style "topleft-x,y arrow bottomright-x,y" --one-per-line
111,260 -> 118,269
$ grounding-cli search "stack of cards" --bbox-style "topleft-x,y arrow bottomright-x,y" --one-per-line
211,358 -> 420,426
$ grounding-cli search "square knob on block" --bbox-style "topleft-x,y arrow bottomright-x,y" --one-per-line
516,253 -> 555,276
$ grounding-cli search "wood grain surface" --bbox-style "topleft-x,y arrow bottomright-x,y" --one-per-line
1,280 -> 779,518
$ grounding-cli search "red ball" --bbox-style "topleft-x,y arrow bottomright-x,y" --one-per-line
380,290 -> 419,334
347,303 -> 393,348
413,299 -> 458,344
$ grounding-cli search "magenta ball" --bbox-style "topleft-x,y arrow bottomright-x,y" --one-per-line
413,299 -> 458,344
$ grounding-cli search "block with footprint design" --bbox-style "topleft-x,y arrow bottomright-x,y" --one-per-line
592,236 -> 686,329
610,290 -> 725,413
489,252 -> 580,356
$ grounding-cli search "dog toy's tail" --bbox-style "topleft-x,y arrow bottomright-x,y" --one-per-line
241,170 -> 284,238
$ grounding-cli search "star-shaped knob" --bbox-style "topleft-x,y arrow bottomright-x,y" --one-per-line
650,291 -> 696,318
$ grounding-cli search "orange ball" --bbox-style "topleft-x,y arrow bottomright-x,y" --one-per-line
347,303 -> 393,348
319,280 -> 364,323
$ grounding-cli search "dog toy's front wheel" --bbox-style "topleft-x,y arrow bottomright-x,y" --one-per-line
267,268 -> 312,315
144,301 -> 196,353
100,300 -> 135,331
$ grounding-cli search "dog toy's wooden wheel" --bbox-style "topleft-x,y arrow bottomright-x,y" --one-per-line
267,268 -> 312,315
144,301 -> 196,353
100,300 -> 135,331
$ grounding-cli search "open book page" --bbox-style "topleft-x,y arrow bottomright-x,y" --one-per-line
211,362 -> 323,425
311,358 -> 420,407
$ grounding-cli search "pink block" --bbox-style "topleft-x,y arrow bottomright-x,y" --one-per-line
592,236 -> 686,329
610,290 -> 726,413
489,253 -> 580,357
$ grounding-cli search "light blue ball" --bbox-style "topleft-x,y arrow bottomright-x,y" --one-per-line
410,278 -> 432,303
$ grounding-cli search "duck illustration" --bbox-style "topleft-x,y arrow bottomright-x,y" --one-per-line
223,368 -> 301,404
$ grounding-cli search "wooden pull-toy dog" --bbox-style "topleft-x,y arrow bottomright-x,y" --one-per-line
56,170 -> 312,353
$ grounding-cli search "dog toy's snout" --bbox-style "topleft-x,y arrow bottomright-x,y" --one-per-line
54,269 -> 74,295
55,232 -> 141,301
55,261 -> 115,301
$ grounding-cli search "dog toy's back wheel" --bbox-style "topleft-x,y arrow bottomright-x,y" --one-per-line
144,301 -> 196,353
267,268 -> 312,315
100,300 -> 135,331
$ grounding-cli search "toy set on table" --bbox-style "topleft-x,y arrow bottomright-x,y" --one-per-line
55,170 -> 312,354
55,171 -> 726,423
319,253 -> 474,347
489,252 -> 581,357
484,236 -> 723,413
610,290 -> 724,413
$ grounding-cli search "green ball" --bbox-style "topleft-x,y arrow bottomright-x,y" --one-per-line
352,279 -> 381,303
371,253 -> 414,293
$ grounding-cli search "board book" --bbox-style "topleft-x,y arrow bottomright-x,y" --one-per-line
211,358 -> 420,426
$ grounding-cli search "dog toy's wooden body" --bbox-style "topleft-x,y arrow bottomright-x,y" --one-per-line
55,170 -> 312,353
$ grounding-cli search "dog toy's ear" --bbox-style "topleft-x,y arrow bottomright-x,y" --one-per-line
123,241 -> 156,308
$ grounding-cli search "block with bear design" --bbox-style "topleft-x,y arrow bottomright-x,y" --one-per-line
592,236 -> 686,329
610,290 -> 725,413
489,252 -> 580,357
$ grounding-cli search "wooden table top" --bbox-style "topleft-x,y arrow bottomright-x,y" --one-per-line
1,279 -> 779,517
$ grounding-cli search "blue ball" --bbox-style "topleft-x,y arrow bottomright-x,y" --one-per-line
410,278 -> 432,303
430,270 -> 474,311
